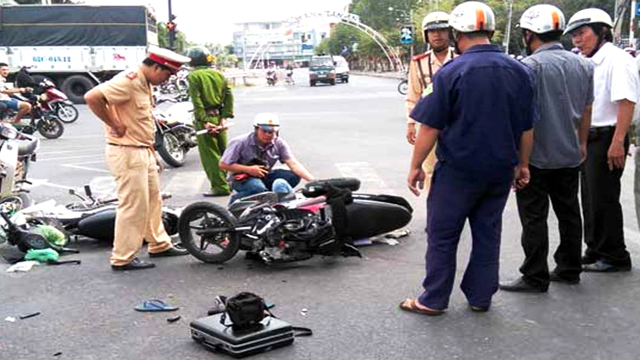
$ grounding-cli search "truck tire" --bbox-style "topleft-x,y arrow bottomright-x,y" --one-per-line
61,75 -> 95,104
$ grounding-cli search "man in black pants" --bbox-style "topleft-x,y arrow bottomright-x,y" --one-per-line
500,5 -> 594,293
566,9 -> 639,272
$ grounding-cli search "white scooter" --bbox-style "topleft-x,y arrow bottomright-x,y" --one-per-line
0,122 -> 39,209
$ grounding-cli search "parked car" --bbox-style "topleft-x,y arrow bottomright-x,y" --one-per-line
333,56 -> 350,83
309,55 -> 336,86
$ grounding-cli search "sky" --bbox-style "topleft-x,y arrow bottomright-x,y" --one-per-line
83,0 -> 352,45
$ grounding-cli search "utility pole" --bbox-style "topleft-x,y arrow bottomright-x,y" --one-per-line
631,0 -> 637,48
168,0 -> 175,50
503,0 -> 514,54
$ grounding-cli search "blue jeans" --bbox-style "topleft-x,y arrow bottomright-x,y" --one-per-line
230,169 -> 300,203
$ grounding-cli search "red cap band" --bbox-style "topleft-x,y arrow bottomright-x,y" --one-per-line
147,53 -> 182,72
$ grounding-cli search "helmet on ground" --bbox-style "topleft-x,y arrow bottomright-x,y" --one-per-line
449,1 -> 495,33
564,8 -> 613,35
519,4 -> 565,34
253,113 -> 280,131
422,11 -> 450,32
185,46 -> 215,67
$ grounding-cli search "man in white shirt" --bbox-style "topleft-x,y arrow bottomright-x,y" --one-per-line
0,63 -> 32,123
565,9 -> 639,272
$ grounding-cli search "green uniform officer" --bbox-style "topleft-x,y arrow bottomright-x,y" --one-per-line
186,46 -> 233,196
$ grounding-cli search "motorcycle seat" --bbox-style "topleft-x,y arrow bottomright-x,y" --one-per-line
17,137 -> 39,156
303,178 -> 360,198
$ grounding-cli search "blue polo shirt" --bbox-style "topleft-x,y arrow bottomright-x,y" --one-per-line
410,44 -> 536,182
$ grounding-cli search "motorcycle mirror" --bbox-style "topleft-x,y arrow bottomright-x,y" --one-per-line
83,185 -> 93,199
68,189 -> 76,196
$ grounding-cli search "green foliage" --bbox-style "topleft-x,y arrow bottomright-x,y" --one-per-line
340,0 -> 618,65
157,22 -> 190,54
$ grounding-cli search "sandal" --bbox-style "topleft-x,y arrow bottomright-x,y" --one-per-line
399,298 -> 444,316
134,299 -> 179,312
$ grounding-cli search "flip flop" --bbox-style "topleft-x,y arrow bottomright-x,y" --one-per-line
134,299 -> 179,312
399,298 -> 444,316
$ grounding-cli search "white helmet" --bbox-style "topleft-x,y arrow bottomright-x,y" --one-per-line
564,8 -> 613,35
253,113 -> 280,129
449,1 -> 496,33
422,11 -> 450,31
519,4 -> 565,34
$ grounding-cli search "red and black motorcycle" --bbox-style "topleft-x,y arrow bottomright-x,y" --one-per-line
178,178 -> 413,264
15,67 -> 79,123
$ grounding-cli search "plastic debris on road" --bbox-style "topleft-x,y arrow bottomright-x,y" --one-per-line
352,238 -> 372,247
385,228 -> 411,239
4,317 -> 16,322
6,261 -> 40,273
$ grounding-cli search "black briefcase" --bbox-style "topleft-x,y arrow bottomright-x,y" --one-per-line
190,313 -> 310,358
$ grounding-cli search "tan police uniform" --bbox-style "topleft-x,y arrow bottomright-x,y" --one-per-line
406,47 -> 455,190
96,67 -> 173,266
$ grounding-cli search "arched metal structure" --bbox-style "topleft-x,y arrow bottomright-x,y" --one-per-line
246,11 -> 406,72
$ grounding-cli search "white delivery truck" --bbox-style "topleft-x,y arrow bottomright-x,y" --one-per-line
0,4 -> 158,103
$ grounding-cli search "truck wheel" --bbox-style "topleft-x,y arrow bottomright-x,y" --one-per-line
61,75 -> 95,104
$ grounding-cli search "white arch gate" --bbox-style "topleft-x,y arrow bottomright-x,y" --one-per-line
246,11 -> 406,72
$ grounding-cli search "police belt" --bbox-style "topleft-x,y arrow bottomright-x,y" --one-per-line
205,108 -> 220,117
108,143 -> 151,149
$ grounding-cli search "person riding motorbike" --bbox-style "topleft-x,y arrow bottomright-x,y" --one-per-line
266,64 -> 277,85
0,63 -> 32,123
220,113 -> 314,203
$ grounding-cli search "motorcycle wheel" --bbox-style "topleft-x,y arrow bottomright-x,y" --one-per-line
54,103 -> 79,123
37,116 -> 64,139
157,132 -> 187,167
398,80 -> 409,95
0,193 -> 34,211
178,202 -> 240,264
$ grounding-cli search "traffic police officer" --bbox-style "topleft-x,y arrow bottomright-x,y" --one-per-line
84,46 -> 190,271
405,11 -> 455,192
186,46 -> 234,197
401,1 -> 535,315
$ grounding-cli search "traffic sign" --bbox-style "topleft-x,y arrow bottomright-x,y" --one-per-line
400,26 -> 414,45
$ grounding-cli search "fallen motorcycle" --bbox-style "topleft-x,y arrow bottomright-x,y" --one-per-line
20,185 -> 180,243
178,178 -> 413,264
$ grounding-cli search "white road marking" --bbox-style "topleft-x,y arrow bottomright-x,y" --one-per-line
335,162 -> 394,194
62,164 -> 110,173
163,171 -> 208,195
39,153 -> 103,162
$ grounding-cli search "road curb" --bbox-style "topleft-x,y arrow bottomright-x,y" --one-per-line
351,71 -> 405,80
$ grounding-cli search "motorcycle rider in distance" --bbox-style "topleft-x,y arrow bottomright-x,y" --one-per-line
405,12 -> 456,193
0,63 -> 32,123
220,113 -> 314,203
266,63 -> 277,85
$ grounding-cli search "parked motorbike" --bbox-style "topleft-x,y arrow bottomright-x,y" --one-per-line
15,67 -> 79,123
0,122 -> 39,210
153,100 -> 198,167
1,92 -> 65,139
18,185 -> 180,244
155,69 -> 189,102
178,178 -> 413,264
266,70 -> 277,86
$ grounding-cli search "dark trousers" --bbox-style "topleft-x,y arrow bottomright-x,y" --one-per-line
418,164 -> 511,310
516,166 -> 582,287
580,127 -> 631,265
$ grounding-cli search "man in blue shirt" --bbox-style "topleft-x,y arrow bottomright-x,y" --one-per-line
400,1 -> 535,316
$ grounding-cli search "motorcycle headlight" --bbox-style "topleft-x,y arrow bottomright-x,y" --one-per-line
0,125 -> 18,140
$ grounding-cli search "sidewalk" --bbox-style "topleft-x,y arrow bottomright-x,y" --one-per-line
351,70 -> 405,80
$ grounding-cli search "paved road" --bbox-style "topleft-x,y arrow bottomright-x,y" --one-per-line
1,72 -> 640,360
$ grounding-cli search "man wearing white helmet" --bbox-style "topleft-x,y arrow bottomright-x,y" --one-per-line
405,11 -> 455,193
565,8 -> 639,272
402,1 -> 535,315
220,113 -> 313,203
500,5 -> 594,293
